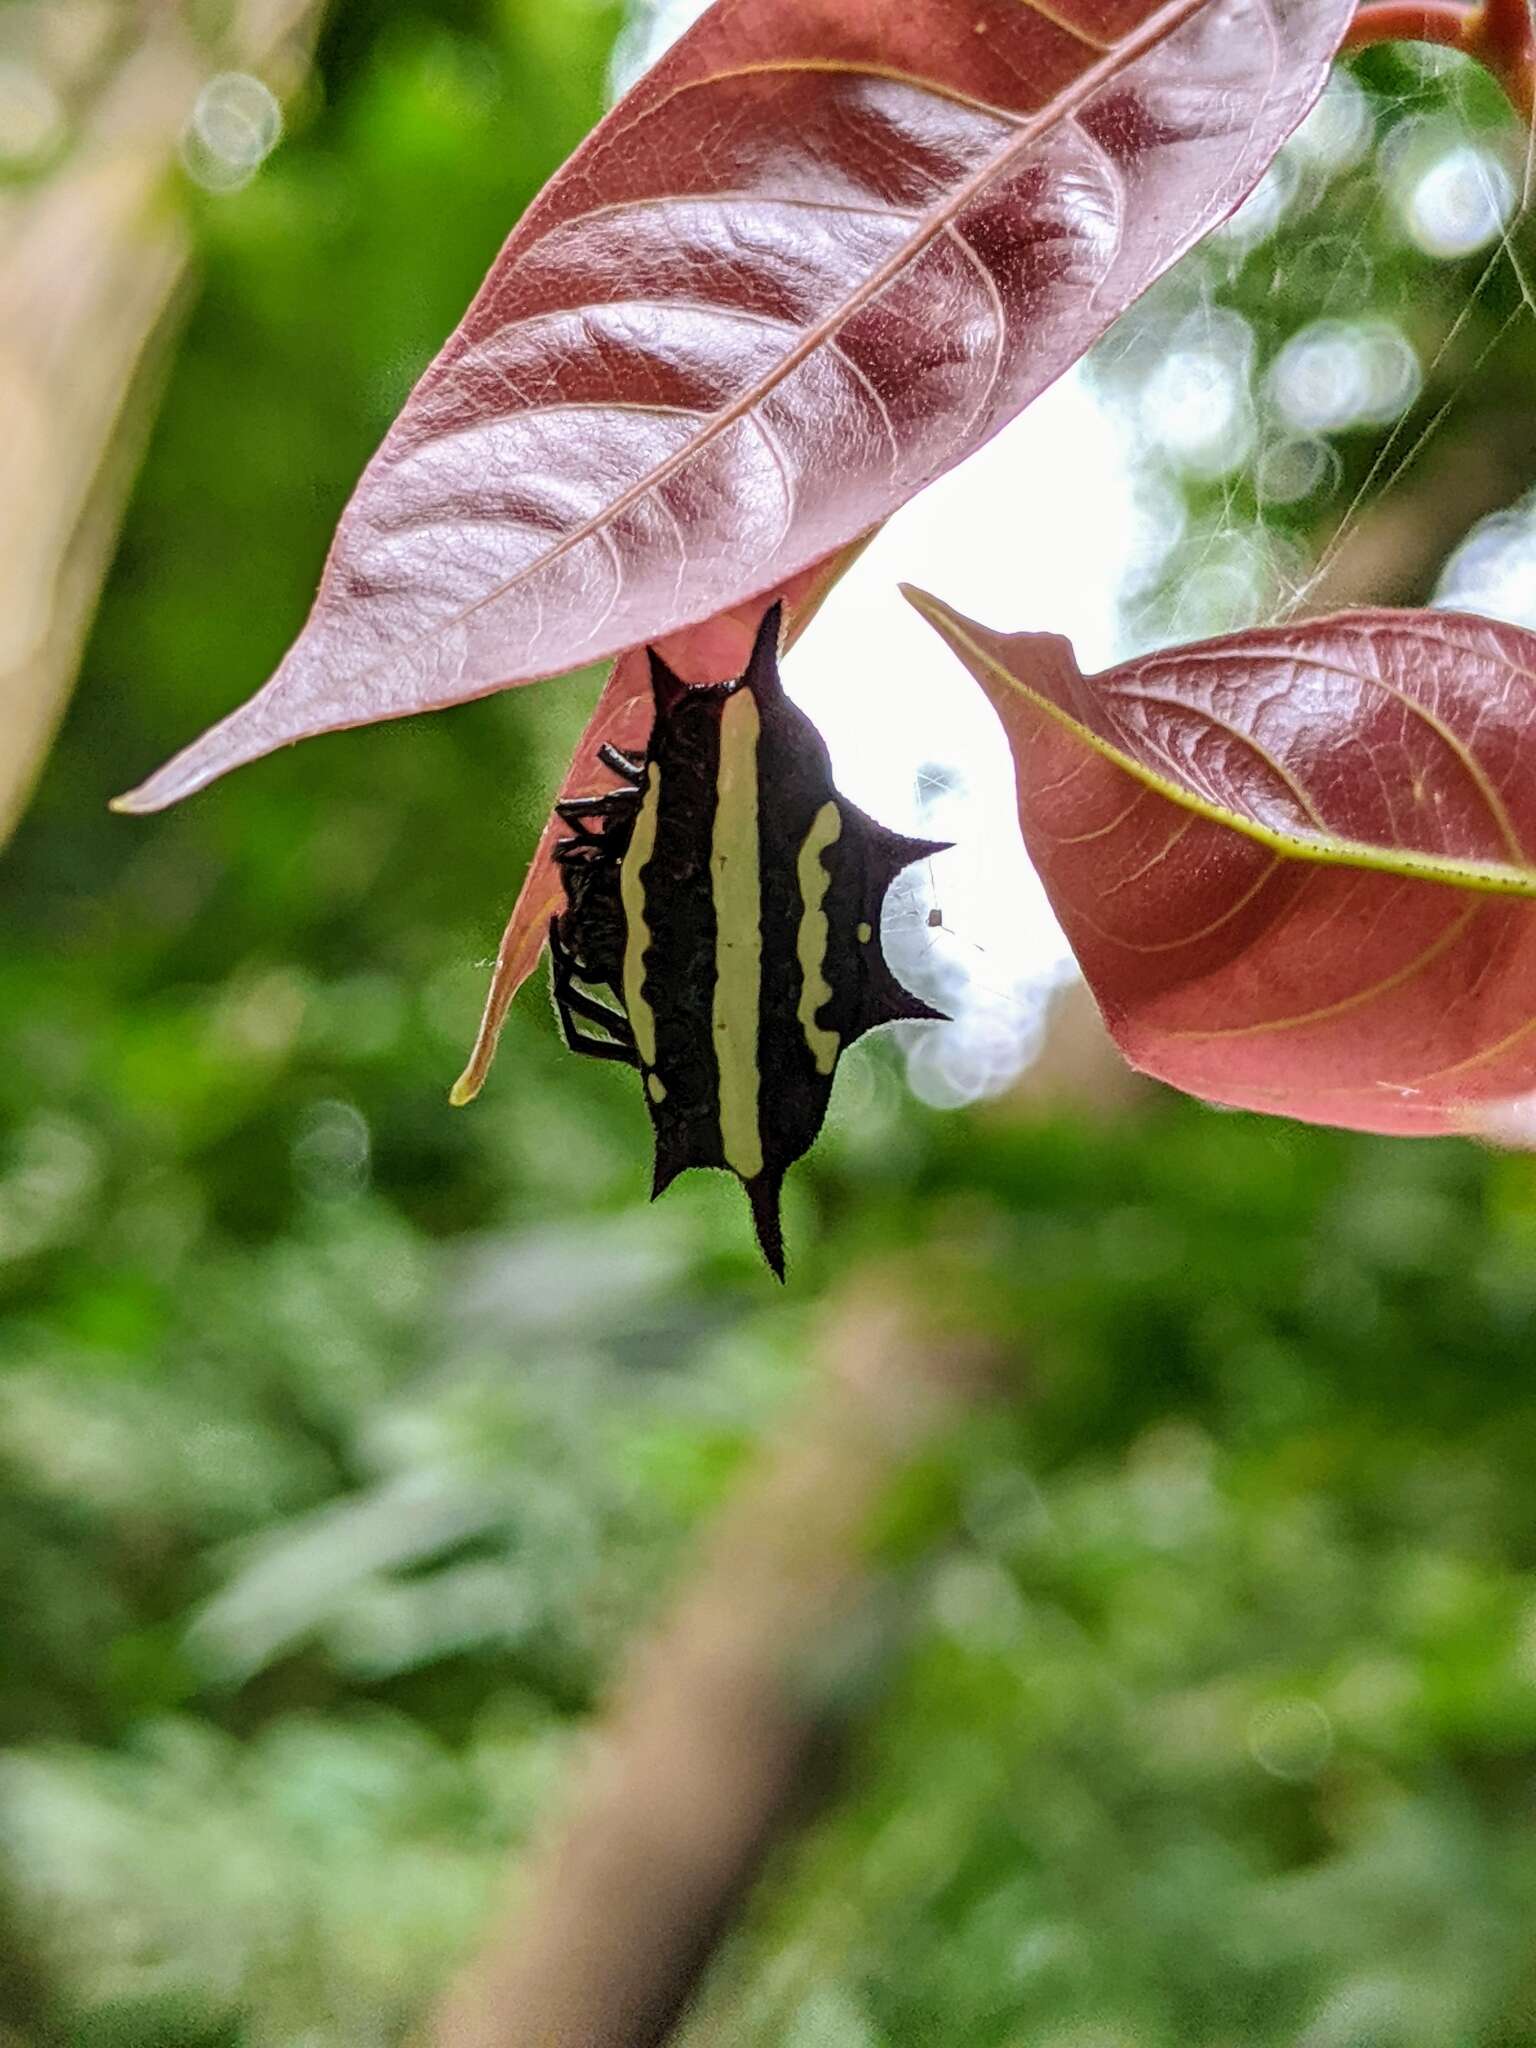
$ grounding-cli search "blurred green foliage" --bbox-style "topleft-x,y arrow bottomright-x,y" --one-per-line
8,8 -> 1536,2045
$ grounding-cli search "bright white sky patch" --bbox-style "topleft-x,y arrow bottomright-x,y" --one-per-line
783,377 -> 1140,1106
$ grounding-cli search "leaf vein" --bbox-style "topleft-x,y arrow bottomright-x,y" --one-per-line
369,0 -> 1216,664
1164,905 -> 1479,1042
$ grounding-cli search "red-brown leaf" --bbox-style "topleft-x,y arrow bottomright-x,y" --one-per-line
907,591 -> 1536,1136
116,0 -> 1354,814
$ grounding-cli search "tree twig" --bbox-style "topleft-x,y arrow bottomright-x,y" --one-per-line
425,1269 -> 1004,2048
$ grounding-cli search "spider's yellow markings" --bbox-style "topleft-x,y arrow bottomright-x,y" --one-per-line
796,800 -> 842,1076
621,767 -> 663,1072
711,687 -> 763,1179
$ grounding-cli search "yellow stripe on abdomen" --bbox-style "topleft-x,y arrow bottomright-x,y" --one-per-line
710,689 -> 763,1179
796,801 -> 842,1076
620,769 -> 662,1071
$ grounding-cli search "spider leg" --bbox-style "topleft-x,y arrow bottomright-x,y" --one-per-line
598,744 -> 646,785
555,817 -> 605,847
562,983 -> 636,1046
555,788 -> 640,825
549,920 -> 640,1067
556,1003 -> 641,1065
554,834 -> 608,864
553,805 -> 637,858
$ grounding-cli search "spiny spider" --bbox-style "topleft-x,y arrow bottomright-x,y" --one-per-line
547,602 -> 946,1277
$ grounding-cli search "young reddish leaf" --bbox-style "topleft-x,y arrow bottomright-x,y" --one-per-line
906,590 -> 1536,1136
450,543 -> 866,1102
116,0 -> 1355,815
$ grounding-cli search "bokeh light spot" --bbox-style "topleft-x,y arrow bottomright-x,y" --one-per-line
1436,492 -> 1536,630
1141,346 -> 1254,477
1267,318 -> 1420,433
1247,1696 -> 1334,1781
0,59 -> 65,171
181,72 -> 282,194
1406,143 -> 1516,258
1289,70 -> 1372,176
1254,435 -> 1339,507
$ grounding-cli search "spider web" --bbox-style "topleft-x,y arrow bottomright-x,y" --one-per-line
1191,49 -> 1536,631
1279,60 -> 1536,618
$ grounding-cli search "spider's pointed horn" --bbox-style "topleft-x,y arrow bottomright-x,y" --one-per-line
876,830 -> 952,880
866,983 -> 949,1029
743,1172 -> 786,1282
743,600 -> 785,699
649,1112 -> 693,1202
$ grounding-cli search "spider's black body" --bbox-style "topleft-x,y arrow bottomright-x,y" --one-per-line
549,603 -> 946,1277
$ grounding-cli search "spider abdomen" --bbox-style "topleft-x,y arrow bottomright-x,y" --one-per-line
551,602 -> 946,1277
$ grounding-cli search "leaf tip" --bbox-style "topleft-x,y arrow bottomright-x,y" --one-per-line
898,581 -> 942,618
901,583 -> 977,657
108,758 -> 201,816
110,773 -> 180,815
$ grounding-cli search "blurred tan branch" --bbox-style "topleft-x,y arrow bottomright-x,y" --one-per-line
0,0 -> 324,849
1295,418 -> 1536,615
426,1269 -> 1006,2048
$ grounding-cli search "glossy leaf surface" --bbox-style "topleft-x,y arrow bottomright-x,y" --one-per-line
118,0 -> 1354,813
908,591 -> 1536,1136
